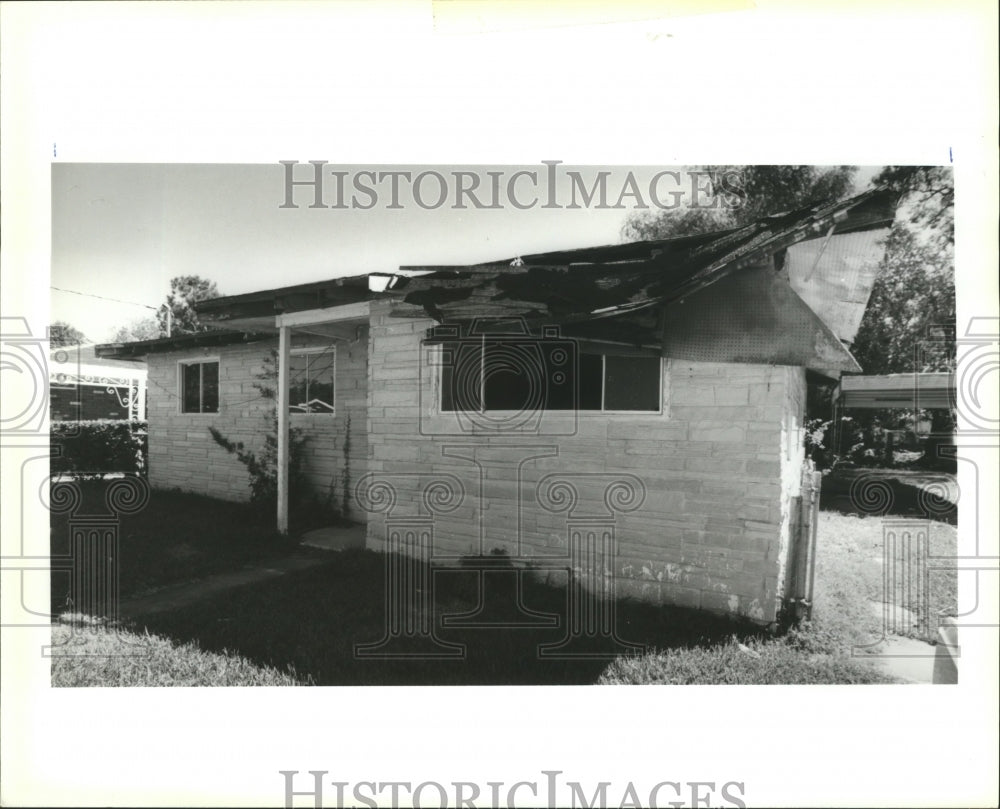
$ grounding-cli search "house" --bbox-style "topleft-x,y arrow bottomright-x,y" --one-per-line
96,188 -> 898,625
49,343 -> 147,422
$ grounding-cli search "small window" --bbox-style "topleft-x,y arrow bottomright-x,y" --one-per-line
439,340 -> 661,413
180,361 -> 219,414
289,348 -> 335,414
602,355 -> 661,411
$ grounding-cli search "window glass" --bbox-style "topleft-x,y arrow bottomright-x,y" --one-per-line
603,355 -> 661,411
440,341 -> 483,413
288,354 -> 310,412
578,353 -> 604,411
182,363 -> 202,413
439,340 -> 660,414
306,350 -> 335,412
289,349 -> 335,413
201,361 -> 219,413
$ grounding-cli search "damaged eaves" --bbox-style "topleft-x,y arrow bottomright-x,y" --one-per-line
391,188 -> 899,347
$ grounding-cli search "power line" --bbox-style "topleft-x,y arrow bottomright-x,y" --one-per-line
51,285 -> 160,311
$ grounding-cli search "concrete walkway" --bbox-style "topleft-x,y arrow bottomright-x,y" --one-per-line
118,548 -> 337,618
859,635 -> 939,684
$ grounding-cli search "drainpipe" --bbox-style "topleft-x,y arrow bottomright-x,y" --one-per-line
805,470 -> 822,619
276,324 -> 290,534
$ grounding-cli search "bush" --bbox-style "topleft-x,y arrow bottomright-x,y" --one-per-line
51,420 -> 147,476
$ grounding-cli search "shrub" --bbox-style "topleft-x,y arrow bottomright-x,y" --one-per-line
51,420 -> 147,476
208,349 -> 317,519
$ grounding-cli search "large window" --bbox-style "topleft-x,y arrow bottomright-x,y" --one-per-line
439,340 -> 661,413
180,360 -> 219,414
289,347 -> 336,414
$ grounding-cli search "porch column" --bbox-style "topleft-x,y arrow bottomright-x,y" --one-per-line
134,374 -> 146,421
276,324 -> 290,534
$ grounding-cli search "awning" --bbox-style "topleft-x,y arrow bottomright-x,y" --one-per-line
835,373 -> 956,409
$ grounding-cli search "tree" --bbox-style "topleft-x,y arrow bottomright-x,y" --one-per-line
851,226 -> 955,374
49,321 -> 87,346
622,165 -> 858,241
111,316 -> 161,343
873,166 -> 954,248
157,275 -> 220,335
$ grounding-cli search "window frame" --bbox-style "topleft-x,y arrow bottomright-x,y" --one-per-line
177,357 -> 221,415
434,340 -> 664,417
288,345 -> 337,417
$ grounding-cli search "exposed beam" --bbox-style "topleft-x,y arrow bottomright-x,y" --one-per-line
275,301 -> 371,328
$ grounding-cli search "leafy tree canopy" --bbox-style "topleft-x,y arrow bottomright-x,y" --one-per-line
852,219 -> 955,374
623,165 -> 857,241
157,275 -> 221,335
873,165 -> 954,248
111,316 -> 162,343
49,321 -> 87,346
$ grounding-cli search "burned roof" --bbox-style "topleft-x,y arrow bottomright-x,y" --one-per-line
97,187 -> 897,373
392,187 -> 898,329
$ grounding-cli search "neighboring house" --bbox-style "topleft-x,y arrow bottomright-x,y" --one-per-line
49,343 -> 147,421
96,188 -> 898,625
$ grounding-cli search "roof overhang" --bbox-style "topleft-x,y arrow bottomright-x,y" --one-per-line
94,330 -> 272,359
835,373 -> 956,409
194,272 -> 378,331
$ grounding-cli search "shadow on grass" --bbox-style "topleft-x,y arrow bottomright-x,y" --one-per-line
50,480 -> 300,610
135,549 -> 764,686
820,468 -> 957,525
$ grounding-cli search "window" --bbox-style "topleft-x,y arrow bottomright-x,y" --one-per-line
180,360 -> 219,414
289,347 -> 335,414
439,340 -> 661,413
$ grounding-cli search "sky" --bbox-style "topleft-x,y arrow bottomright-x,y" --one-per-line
51,162 -> 880,343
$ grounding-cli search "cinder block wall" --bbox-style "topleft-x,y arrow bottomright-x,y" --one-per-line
365,300 -> 803,625
145,331 -> 368,515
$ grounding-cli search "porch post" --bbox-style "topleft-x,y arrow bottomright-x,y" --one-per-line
276,324 -> 290,534
135,374 -> 146,421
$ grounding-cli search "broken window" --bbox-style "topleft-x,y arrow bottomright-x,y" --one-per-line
439,340 -> 661,413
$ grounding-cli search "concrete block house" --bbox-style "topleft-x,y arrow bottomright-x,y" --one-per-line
98,188 -> 897,625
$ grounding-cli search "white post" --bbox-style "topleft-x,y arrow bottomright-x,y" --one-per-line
276,325 -> 291,534
135,375 -> 146,421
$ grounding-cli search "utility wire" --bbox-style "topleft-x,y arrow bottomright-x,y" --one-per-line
50,285 -> 160,311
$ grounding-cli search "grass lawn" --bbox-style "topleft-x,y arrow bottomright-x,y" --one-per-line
808,511 -> 957,648
132,550 -> 771,685
50,480 -> 299,606
50,619 -> 302,686
51,482 -> 954,686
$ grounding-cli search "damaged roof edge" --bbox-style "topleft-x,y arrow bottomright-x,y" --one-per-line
393,186 -> 899,328
398,186 -> 898,276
